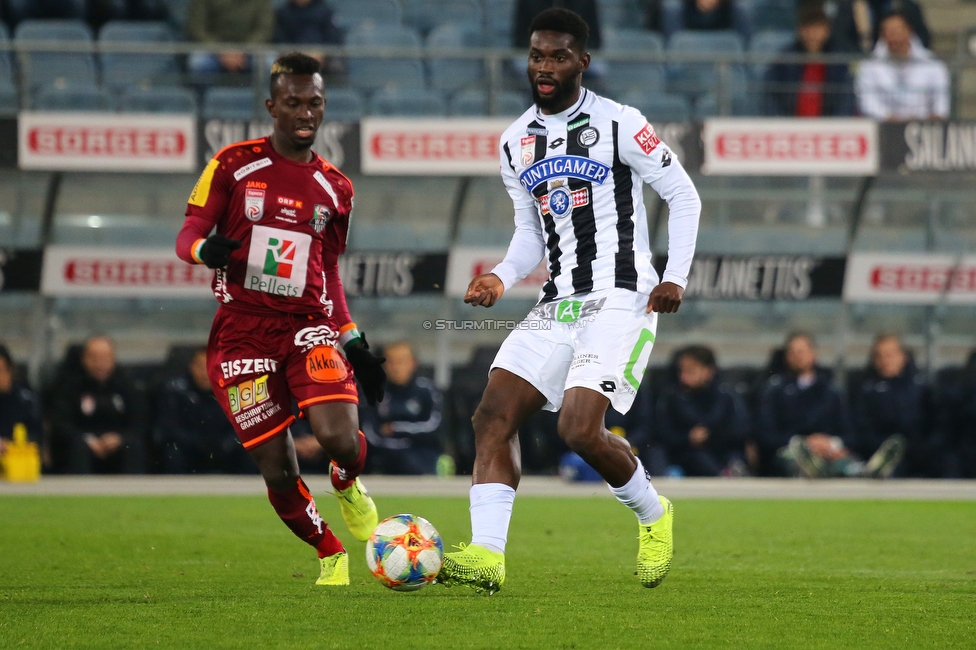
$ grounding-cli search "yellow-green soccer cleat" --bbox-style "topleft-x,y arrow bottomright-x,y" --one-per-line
436,543 -> 506,595
332,473 -> 378,542
316,551 -> 349,586
637,495 -> 673,588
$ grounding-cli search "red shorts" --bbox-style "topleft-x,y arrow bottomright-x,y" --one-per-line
206,305 -> 358,450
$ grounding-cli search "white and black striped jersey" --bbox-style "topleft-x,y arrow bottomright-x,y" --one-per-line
491,88 -> 701,303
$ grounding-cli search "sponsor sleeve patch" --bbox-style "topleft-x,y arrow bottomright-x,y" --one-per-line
634,123 -> 661,155
188,158 -> 220,207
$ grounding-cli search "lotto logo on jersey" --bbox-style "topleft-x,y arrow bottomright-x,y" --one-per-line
245,225 -> 311,298
244,188 -> 265,221
634,123 -> 661,155
227,374 -> 269,415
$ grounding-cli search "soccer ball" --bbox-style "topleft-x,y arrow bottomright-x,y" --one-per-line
366,514 -> 443,591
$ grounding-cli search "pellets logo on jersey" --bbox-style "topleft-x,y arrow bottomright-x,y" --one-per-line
310,204 -> 330,233
520,136 -> 536,166
227,374 -> 270,415
263,237 -> 296,278
305,345 -> 348,383
244,188 -> 265,221
634,123 -> 661,155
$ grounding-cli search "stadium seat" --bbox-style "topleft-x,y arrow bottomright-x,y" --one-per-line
483,0 -> 515,45
331,0 -> 403,32
619,90 -> 691,122
117,86 -> 197,113
34,83 -> 113,111
603,29 -> 666,98
346,24 -> 425,91
740,0 -> 796,32
666,30 -> 745,98
202,86 -> 263,120
600,0 -> 646,30
323,87 -> 364,121
100,21 -> 178,88
748,29 -> 795,80
448,89 -> 527,116
15,20 -> 97,92
426,22 -> 485,92
403,0 -> 483,37
368,87 -> 446,116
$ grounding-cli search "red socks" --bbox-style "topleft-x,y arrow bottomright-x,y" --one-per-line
331,431 -> 367,491
267,477 -> 344,558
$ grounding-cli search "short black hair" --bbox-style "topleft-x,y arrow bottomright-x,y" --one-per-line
528,7 -> 590,52
677,345 -> 717,370
269,52 -> 322,98
797,6 -> 830,28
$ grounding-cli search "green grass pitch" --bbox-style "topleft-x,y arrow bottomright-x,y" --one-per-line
1,494 -> 974,649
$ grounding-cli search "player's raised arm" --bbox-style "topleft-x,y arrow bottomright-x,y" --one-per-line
618,109 -> 701,314
176,155 -> 241,268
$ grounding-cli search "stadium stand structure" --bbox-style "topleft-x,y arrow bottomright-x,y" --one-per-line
117,85 -> 197,113
100,20 -> 178,89
368,86 -> 447,116
15,19 -> 97,97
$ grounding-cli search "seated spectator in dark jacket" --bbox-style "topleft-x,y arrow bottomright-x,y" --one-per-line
186,0 -> 273,74
764,8 -> 855,117
757,332 -> 861,477
514,0 -> 602,49
656,345 -> 749,477
0,344 -> 42,454
830,0 -> 930,52
155,347 -> 253,474
942,350 -> 976,479
681,0 -> 733,31
361,342 -> 442,475
274,0 -> 342,45
853,334 -> 945,477
48,336 -> 145,474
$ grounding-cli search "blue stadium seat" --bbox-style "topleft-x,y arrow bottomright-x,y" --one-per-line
34,83 -> 113,111
748,29 -> 795,80
740,0 -> 796,32
603,29 -> 666,97
448,89 -> 527,116
117,86 -> 197,113
324,87 -> 364,121
15,19 -> 97,92
601,0 -> 646,30
484,0 -> 515,45
332,0 -> 402,32
202,86 -> 262,120
403,0 -> 483,36
620,90 -> 691,122
368,87 -> 446,116
100,21 -> 178,88
346,24 -> 425,91
666,30 -> 745,97
426,22 -> 485,92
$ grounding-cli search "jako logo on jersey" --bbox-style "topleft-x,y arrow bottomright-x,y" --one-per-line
263,237 -> 296,278
518,155 -> 611,191
246,181 -> 268,189
634,123 -> 661,155
540,186 -> 589,218
221,358 -> 279,380
520,135 -> 535,166
310,204 -> 330,233
227,374 -> 269,415
306,345 -> 348,383
244,188 -> 264,221
294,324 -> 338,353
233,157 -> 272,181
245,226 -> 311,297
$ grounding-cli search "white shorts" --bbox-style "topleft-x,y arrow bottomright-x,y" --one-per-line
490,288 -> 658,414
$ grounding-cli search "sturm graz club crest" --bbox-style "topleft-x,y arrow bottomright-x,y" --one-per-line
310,204 -> 330,233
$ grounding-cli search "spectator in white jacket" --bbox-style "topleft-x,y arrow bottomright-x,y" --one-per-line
855,10 -> 949,120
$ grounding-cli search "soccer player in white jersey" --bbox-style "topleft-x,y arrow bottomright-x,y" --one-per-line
436,8 -> 701,594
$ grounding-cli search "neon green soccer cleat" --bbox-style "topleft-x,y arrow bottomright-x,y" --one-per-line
316,551 -> 349,586
637,495 -> 673,588
436,543 -> 506,595
332,473 -> 378,542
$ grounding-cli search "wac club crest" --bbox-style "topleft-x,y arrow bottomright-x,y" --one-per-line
310,204 -> 330,233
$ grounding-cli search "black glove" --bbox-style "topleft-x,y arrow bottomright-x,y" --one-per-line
345,333 -> 387,405
199,234 -> 242,269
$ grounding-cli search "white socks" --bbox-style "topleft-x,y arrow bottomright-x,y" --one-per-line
609,460 -> 664,525
469,483 -> 516,554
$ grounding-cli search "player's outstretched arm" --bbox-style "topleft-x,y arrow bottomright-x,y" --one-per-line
464,273 -> 505,308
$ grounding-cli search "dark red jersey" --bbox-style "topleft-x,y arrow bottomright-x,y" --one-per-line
178,136 -> 353,317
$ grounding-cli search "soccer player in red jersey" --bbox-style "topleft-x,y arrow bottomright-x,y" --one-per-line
175,53 -> 386,586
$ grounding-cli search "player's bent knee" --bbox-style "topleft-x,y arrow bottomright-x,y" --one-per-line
472,401 -> 518,441
556,418 -> 601,453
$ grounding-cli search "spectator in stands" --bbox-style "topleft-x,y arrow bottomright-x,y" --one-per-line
273,0 -> 342,46
853,334 -> 943,477
656,345 -> 750,477
0,343 -> 42,454
855,10 -> 949,121
764,7 -> 855,117
361,342 -> 442,475
830,0 -> 930,53
514,0 -> 602,49
9,0 -> 84,21
680,0 -> 734,32
47,335 -> 145,474
186,0 -> 273,75
942,350 -> 976,478
154,347 -> 252,474
757,332 -> 860,477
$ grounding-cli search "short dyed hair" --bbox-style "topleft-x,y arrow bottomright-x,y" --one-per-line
269,52 -> 322,98
528,7 -> 590,52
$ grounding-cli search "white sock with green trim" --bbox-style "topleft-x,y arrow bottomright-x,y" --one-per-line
609,460 -> 663,525
469,483 -> 515,554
